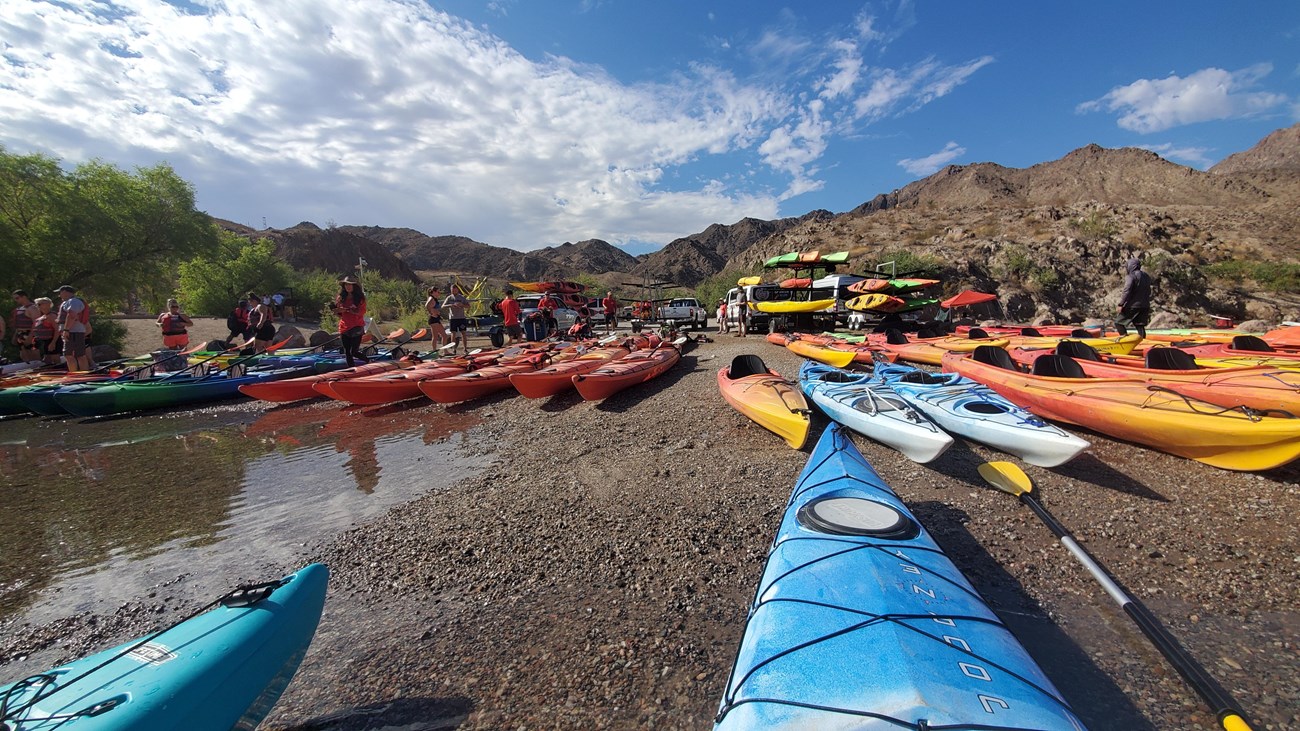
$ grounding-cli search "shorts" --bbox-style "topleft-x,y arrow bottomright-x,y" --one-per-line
449,317 -> 468,333
63,331 -> 87,357
255,323 -> 276,341
163,333 -> 189,349
1118,306 -> 1151,327
35,337 -> 56,355
428,315 -> 442,325
505,324 -> 523,338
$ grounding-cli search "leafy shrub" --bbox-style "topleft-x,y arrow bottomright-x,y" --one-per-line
1203,260 -> 1300,293
1068,211 -> 1119,240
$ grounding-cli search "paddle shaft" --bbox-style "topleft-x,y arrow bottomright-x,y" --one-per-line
1019,493 -> 1253,731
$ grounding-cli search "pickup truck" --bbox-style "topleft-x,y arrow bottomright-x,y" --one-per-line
657,297 -> 708,330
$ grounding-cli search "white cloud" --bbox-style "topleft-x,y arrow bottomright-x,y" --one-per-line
0,0 -> 992,248
1078,64 -> 1289,133
897,141 -> 965,176
853,55 -> 993,121
1136,143 -> 1214,169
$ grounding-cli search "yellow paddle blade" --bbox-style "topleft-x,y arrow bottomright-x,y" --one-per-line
977,461 -> 1033,498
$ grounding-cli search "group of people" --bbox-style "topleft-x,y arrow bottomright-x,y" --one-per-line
423,284 -> 472,355
7,286 -> 94,370
222,293 -> 279,352
716,291 -> 748,337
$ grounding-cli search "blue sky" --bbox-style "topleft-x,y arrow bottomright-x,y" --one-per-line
2,1 -> 1297,255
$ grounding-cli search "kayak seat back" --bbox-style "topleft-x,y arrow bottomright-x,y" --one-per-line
728,354 -> 770,380
897,370 -> 947,386
884,328 -> 909,345
973,345 -> 1019,371
1070,328 -> 1095,338
967,327 -> 990,339
1146,347 -> 1199,371
1032,355 -> 1087,379
1055,340 -> 1101,361
819,369 -> 858,383
1230,335 -> 1273,352
1020,327 -> 1043,336
916,327 -> 939,338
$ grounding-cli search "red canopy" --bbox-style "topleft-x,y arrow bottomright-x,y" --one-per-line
941,290 -> 997,308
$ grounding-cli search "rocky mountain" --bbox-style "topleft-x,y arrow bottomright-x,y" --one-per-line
631,212 -> 834,287
1210,122 -> 1300,175
216,220 -> 422,282
532,239 -> 640,275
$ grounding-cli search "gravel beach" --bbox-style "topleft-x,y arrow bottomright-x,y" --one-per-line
4,321 -> 1299,730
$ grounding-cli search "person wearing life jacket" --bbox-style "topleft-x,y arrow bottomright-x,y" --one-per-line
54,284 -> 91,371
156,298 -> 194,350
333,276 -> 369,367
30,297 -> 60,365
11,289 -> 40,362
225,299 -> 250,346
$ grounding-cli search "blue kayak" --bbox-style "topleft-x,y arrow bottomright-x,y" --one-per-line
48,365 -> 320,417
715,425 -> 1086,730
0,563 -> 328,730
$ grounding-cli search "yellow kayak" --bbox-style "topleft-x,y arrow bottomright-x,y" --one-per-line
786,339 -> 857,367
717,356 -> 810,449
1005,334 -> 1143,356
737,276 -> 763,286
753,299 -> 834,314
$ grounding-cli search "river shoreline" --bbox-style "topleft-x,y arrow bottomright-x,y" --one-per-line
1,322 -> 1297,729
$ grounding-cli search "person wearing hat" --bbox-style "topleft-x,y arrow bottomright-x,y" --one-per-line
333,275 -> 369,366
156,298 -> 194,350
54,285 -> 91,371
248,290 -> 276,352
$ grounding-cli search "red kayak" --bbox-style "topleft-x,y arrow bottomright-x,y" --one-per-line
419,358 -> 548,403
571,343 -> 681,401
1173,336 -> 1300,359
509,344 -> 633,398
321,361 -> 474,404
239,360 -> 411,402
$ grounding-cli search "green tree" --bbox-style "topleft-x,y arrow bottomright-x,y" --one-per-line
178,233 -> 292,315
0,148 -> 219,300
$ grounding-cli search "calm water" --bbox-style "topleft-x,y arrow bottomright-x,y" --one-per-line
0,401 -> 489,626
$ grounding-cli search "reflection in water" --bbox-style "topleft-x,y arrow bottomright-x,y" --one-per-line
0,402 -> 487,625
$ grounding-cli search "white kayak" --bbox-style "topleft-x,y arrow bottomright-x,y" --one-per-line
875,364 -> 1090,467
798,361 -> 953,463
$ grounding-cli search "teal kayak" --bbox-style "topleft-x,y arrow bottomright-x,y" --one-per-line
0,563 -> 328,730
715,425 -> 1086,730
48,365 -> 319,417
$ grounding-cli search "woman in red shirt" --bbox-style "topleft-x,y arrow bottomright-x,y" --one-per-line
334,276 -> 369,366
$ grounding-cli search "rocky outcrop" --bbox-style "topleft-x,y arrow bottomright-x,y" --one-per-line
631,211 -> 833,286
1210,122 -> 1300,175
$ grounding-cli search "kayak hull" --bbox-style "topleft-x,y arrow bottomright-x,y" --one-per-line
714,426 -> 1085,730
239,360 -> 407,402
571,347 -> 680,401
799,361 -> 952,463
785,339 -> 856,367
0,564 -> 328,731
509,347 -> 630,399
876,365 -> 1090,467
52,366 -> 317,417
717,365 -> 810,449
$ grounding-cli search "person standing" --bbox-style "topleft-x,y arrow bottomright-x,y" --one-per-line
156,298 -> 194,350
425,287 -> 447,351
11,290 -> 40,362
500,288 -> 523,345
717,298 -> 728,334
334,276 -> 369,367
248,291 -> 276,352
734,288 -> 748,337
601,290 -> 619,333
271,292 -> 285,318
54,285 -> 91,371
442,284 -> 471,355
30,297 -> 60,365
1115,257 -> 1153,340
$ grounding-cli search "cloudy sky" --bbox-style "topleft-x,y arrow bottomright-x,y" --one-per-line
2,1 -> 1298,253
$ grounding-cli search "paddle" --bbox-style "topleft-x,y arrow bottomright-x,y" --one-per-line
362,328 -> 424,357
166,336 -> 297,382
977,461 -> 1254,731
112,341 -> 227,381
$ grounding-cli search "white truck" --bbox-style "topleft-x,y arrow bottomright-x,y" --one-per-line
657,297 -> 708,329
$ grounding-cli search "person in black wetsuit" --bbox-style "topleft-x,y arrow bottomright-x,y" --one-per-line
1115,257 -> 1153,339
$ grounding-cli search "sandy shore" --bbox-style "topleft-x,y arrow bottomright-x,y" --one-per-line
8,319 -> 1300,729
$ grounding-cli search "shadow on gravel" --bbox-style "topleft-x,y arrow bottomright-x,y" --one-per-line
919,439 -> 998,489
538,389 -> 585,412
1049,453 -> 1170,502
285,695 -> 474,730
441,389 -> 516,415
594,354 -> 697,413
911,501 -> 1154,731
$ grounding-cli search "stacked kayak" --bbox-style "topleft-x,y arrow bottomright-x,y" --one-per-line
717,355 -> 810,449
509,280 -> 585,293
874,364 -> 1090,467
846,293 -> 939,313
714,425 -> 1086,730
752,299 -> 833,314
571,342 -> 682,401
0,563 -> 327,730
763,250 -> 849,268
1009,341 -> 1300,414
943,347 -> 1300,471
847,277 -> 940,295
799,361 -> 953,463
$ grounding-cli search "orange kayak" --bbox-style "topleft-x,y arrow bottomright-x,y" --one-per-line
509,345 -> 632,398
239,360 -> 410,402
322,361 -> 474,404
571,345 -> 681,401
419,359 -> 546,403
942,348 -> 1300,471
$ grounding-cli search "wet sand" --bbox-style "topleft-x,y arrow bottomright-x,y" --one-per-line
4,322 -> 1299,730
